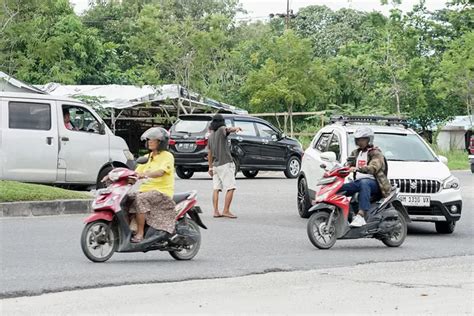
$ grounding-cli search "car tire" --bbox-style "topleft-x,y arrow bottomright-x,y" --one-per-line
471,163 -> 474,173
242,170 -> 259,178
297,177 -> 312,218
176,166 -> 194,179
435,221 -> 456,234
284,156 -> 301,179
96,166 -> 113,189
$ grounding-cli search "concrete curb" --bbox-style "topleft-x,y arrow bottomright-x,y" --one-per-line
0,199 -> 93,217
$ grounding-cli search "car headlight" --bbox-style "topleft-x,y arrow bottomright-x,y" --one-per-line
123,150 -> 134,161
443,176 -> 460,190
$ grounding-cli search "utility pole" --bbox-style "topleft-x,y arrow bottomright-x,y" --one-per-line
269,0 -> 297,30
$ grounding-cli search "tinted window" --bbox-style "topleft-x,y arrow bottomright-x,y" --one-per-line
9,102 -> 51,130
173,119 -> 209,134
234,121 -> 257,136
328,133 -> 341,160
348,133 -> 437,162
314,133 -> 331,152
256,122 -> 278,138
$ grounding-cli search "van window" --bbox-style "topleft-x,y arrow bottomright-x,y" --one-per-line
8,102 -> 51,130
234,121 -> 257,136
63,105 -> 101,133
314,133 -> 331,152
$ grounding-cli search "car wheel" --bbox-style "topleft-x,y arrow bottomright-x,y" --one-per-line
176,166 -> 194,179
242,170 -> 259,178
297,177 -> 312,218
435,221 -> 456,234
471,163 -> 474,173
284,156 -> 301,178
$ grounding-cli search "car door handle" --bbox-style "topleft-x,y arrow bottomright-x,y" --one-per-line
236,136 -> 243,142
46,137 -> 53,145
61,137 -> 69,141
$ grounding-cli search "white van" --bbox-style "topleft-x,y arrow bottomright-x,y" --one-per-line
0,92 -> 134,187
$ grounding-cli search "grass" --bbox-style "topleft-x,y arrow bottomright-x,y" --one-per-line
0,181 -> 91,203
434,149 -> 470,170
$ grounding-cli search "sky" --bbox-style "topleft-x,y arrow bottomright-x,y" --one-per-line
70,0 -> 449,17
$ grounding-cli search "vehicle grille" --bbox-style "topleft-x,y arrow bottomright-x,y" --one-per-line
390,179 -> 441,194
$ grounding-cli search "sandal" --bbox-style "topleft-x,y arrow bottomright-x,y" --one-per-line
131,235 -> 143,243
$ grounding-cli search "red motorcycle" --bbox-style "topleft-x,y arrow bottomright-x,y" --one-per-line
80,167 -> 207,262
306,161 -> 409,249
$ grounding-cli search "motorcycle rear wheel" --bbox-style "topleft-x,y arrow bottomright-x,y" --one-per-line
381,211 -> 407,247
81,220 -> 118,262
169,219 -> 201,260
307,211 -> 337,249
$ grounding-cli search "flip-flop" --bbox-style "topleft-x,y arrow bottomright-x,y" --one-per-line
222,213 -> 237,219
213,214 -> 223,218
131,236 -> 143,243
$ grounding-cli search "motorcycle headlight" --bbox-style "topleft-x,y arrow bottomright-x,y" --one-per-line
317,176 -> 336,186
123,150 -> 134,161
443,176 -> 460,190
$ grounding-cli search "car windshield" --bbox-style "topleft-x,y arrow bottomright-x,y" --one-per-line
348,133 -> 437,162
172,119 -> 209,134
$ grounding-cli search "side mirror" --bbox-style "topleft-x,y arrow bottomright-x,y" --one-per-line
99,122 -> 106,135
136,156 -> 149,164
320,151 -> 337,163
438,155 -> 448,165
280,133 -> 286,139
271,134 -> 278,141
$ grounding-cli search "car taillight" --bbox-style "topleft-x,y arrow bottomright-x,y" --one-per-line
169,139 -> 176,146
196,139 -> 208,146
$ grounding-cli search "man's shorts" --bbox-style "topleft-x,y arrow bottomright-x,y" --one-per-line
213,162 -> 237,192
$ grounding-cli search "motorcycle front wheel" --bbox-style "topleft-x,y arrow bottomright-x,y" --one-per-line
307,211 -> 337,249
169,219 -> 201,260
81,220 -> 118,262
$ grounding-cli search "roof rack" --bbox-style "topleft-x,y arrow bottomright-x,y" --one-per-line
329,115 -> 409,128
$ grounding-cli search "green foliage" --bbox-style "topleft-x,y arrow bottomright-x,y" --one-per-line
0,0 -> 472,132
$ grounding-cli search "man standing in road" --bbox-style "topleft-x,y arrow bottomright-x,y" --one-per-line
208,113 -> 242,219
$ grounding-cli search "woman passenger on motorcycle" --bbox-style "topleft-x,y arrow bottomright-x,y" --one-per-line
340,126 -> 391,227
128,127 -> 176,243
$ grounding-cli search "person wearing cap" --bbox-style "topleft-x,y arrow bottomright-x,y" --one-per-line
207,113 -> 242,219
340,126 -> 391,227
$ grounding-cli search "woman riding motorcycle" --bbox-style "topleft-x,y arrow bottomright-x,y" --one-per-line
127,127 -> 176,243
339,126 -> 391,227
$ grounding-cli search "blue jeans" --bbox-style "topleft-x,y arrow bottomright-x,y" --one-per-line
339,178 -> 381,212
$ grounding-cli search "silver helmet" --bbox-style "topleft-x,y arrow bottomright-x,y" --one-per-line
354,126 -> 374,145
140,127 -> 170,151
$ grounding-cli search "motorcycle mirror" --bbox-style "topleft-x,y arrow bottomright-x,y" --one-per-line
136,156 -> 149,164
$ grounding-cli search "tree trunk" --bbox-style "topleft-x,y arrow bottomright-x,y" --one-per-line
289,103 -> 293,137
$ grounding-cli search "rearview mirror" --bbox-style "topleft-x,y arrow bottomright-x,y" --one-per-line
438,155 -> 448,165
136,156 -> 149,164
99,122 -> 106,135
320,152 -> 337,163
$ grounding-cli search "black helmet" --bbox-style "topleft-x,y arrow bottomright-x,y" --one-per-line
140,127 -> 170,151
209,113 -> 226,131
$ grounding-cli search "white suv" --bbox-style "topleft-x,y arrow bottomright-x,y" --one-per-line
298,116 -> 463,234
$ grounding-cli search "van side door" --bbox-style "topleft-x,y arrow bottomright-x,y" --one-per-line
2,99 -> 58,182
58,104 -> 109,183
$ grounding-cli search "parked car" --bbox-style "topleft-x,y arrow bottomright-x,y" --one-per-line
0,92 -> 134,188
169,114 -> 304,179
298,116 -> 462,234
469,135 -> 474,173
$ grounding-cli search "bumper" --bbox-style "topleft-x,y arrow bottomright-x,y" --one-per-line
172,151 -> 209,171
405,188 -> 462,222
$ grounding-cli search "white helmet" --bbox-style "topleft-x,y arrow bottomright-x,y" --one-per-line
354,126 -> 374,145
140,127 -> 170,151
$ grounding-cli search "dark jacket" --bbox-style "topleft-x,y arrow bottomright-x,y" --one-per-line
349,147 -> 392,197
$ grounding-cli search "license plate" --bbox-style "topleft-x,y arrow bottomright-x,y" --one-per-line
176,143 -> 196,152
399,195 -> 431,207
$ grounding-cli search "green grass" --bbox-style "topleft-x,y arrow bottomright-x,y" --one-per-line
0,181 -> 91,203
434,149 -> 470,170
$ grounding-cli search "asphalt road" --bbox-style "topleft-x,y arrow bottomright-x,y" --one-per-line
1,171 -> 473,298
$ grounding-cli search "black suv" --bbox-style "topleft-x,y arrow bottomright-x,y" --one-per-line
169,114 -> 304,179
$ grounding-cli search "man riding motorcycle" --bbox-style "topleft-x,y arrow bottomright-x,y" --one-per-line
339,126 -> 391,227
